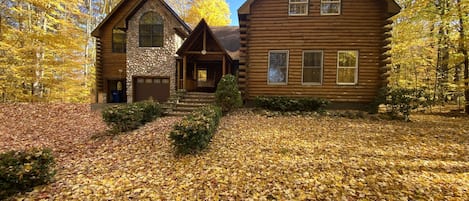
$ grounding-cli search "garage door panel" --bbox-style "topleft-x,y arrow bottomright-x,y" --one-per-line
134,77 -> 170,103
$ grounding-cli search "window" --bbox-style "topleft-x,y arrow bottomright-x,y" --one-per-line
337,50 -> 358,85
112,28 -> 126,53
289,0 -> 308,16
197,69 -> 207,82
303,51 -> 323,85
139,12 -> 164,47
321,0 -> 341,15
268,51 -> 289,84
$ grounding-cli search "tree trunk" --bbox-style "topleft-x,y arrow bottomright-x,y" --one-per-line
457,0 -> 469,114
435,0 -> 450,102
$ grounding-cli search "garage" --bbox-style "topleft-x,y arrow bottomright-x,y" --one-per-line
133,77 -> 170,103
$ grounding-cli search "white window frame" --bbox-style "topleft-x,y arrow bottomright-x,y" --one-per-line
337,50 -> 359,85
268,50 -> 289,85
289,0 -> 309,16
302,50 -> 323,85
320,0 -> 341,16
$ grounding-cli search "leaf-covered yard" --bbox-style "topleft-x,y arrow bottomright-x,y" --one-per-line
1,104 -> 468,200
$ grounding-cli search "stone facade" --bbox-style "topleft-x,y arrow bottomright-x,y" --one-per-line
126,0 -> 183,103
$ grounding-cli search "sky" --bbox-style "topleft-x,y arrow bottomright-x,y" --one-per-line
227,0 -> 243,26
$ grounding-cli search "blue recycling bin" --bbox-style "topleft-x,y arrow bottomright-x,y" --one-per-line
111,90 -> 120,103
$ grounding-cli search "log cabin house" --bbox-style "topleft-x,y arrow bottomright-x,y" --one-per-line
237,0 -> 400,104
92,0 -> 400,105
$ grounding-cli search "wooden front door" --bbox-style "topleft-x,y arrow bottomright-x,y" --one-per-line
133,77 -> 170,103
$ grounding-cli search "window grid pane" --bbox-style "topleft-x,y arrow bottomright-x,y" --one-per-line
303,51 -> 323,84
268,51 -> 288,84
289,0 -> 308,15
337,51 -> 358,84
321,0 -> 341,15
139,12 -> 164,47
112,29 -> 126,53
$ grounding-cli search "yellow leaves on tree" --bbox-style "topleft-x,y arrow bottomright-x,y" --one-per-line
0,0 -> 90,103
185,0 -> 231,26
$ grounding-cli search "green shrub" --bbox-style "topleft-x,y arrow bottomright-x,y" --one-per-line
134,101 -> 163,123
215,74 -> 243,113
0,148 -> 55,199
386,87 -> 426,121
102,101 -> 162,133
254,96 -> 329,112
169,105 -> 222,155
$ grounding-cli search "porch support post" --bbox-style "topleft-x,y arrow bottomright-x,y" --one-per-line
176,60 -> 181,90
222,56 -> 226,75
183,55 -> 187,90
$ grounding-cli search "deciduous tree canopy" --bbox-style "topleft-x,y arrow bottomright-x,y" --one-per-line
390,0 -> 469,113
184,0 -> 231,26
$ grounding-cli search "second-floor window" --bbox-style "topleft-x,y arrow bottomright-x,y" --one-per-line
112,28 -> 126,53
289,0 -> 308,16
321,0 -> 341,15
139,12 -> 164,47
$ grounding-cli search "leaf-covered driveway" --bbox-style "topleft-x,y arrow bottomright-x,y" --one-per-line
1,105 -> 468,200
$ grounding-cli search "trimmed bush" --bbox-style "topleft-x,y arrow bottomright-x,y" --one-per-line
215,74 -> 243,113
254,96 -> 329,112
0,148 -> 55,199
102,101 -> 162,133
386,87 -> 426,121
169,105 -> 222,155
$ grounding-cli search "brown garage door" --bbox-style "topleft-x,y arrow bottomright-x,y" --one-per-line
134,77 -> 170,103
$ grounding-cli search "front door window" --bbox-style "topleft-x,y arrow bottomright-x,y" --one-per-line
197,69 -> 207,82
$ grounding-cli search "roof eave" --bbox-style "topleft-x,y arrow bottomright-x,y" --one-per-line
386,0 -> 401,17
91,0 -> 191,38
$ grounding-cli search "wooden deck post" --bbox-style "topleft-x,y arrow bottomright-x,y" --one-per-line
183,55 -> 187,90
222,56 -> 226,75
176,60 -> 181,90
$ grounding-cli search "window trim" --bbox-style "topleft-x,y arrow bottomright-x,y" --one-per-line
336,50 -> 359,85
320,0 -> 341,16
289,0 -> 309,16
302,50 -> 323,85
267,50 -> 289,85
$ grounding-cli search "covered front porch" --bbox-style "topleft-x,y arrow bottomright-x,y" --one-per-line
176,19 -> 238,93
177,55 -> 233,93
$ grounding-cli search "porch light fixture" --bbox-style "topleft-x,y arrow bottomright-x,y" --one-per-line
201,50 -> 207,55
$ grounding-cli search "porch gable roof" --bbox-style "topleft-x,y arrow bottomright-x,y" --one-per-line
176,19 -> 239,61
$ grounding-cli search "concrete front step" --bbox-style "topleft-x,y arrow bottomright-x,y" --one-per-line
180,99 -> 214,104
167,111 -> 192,116
166,92 -> 215,116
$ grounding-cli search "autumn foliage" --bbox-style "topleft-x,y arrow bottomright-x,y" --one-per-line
0,104 -> 468,199
184,0 -> 231,26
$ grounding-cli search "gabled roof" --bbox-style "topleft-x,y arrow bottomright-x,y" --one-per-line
177,19 -> 239,61
238,0 -> 401,17
211,26 -> 240,60
91,0 -> 191,37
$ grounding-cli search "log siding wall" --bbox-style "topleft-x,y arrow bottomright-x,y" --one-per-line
96,0 -> 138,99
240,0 -> 390,102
